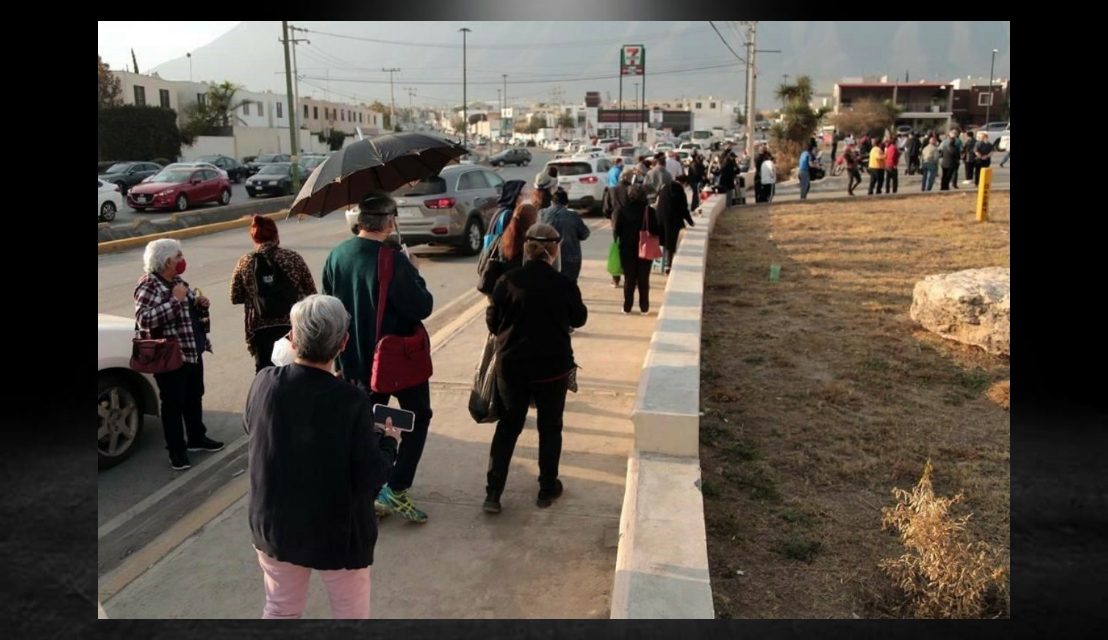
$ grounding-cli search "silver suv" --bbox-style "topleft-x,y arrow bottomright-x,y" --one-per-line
392,164 -> 505,255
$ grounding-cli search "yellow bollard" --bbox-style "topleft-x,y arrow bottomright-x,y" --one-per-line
976,167 -> 992,222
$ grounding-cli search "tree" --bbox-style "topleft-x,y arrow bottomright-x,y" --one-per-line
831,98 -> 900,139
450,117 -> 466,133
98,55 -> 122,108
180,81 -> 250,140
556,113 -> 575,129
468,113 -> 486,125
99,105 -> 182,162
769,75 -> 829,178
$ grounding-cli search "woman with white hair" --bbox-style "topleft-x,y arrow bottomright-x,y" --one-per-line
134,238 -> 223,471
245,294 -> 402,619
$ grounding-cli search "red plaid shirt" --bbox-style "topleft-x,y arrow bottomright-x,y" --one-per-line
133,273 -> 210,363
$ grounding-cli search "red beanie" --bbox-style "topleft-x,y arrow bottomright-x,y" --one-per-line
250,215 -> 279,244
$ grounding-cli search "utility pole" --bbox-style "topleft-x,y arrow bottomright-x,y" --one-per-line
382,67 -> 400,131
288,26 -> 310,137
280,22 -> 301,192
502,73 -> 508,144
404,87 -> 416,127
745,22 -> 758,161
459,27 -> 471,148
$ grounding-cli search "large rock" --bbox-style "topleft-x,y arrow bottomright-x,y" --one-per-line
910,267 -> 1010,357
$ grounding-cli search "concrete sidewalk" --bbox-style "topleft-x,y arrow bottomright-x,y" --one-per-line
101,218 -> 667,619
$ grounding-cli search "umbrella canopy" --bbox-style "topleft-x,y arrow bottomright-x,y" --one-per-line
290,132 -> 468,217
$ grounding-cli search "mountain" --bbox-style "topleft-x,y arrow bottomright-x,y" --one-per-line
148,21 -> 1011,111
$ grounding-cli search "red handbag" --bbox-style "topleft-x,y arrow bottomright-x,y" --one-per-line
370,246 -> 433,394
638,205 -> 662,260
130,333 -> 184,374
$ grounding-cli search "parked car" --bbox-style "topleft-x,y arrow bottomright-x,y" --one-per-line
98,161 -> 163,194
678,142 -> 703,154
98,313 -> 159,469
246,162 -> 297,197
998,129 -> 1010,152
166,162 -> 229,181
127,166 -> 232,212
297,155 -> 327,177
244,153 -> 292,176
489,148 -> 532,167
979,121 -> 1010,147
98,179 -> 123,222
196,154 -> 248,183
543,153 -> 614,216
390,164 -> 505,255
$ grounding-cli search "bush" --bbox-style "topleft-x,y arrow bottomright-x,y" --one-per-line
98,105 -> 182,163
880,460 -> 1008,618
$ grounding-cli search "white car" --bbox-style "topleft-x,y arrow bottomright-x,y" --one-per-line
998,130 -> 1009,152
544,152 -> 614,216
98,179 -> 123,222
653,143 -> 675,153
98,313 -> 160,469
678,142 -> 703,154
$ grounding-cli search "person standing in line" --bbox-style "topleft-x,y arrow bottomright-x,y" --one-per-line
716,153 -> 737,206
656,175 -> 695,274
607,157 -> 623,187
868,141 -> 886,195
939,130 -> 960,191
961,130 -> 976,187
798,141 -> 815,200
321,193 -> 435,524
920,135 -> 940,191
973,131 -> 994,186
540,188 -> 591,283
230,215 -> 317,372
614,185 -> 661,314
884,137 -> 900,194
686,151 -> 705,212
603,170 -> 634,288
245,294 -> 401,619
759,152 -> 777,203
483,223 -> 587,513
844,145 -> 862,196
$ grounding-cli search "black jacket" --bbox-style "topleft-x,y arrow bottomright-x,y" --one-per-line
717,161 -> 737,190
656,182 -> 694,232
604,183 -> 631,236
486,259 -> 587,381
246,364 -> 398,570
614,194 -> 661,258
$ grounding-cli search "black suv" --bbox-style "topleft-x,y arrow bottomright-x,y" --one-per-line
197,155 -> 248,183
488,148 -> 532,167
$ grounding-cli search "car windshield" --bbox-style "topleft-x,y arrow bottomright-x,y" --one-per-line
397,176 -> 447,196
105,163 -> 133,173
258,163 -> 290,175
256,154 -> 279,163
198,156 -> 221,163
150,170 -> 193,183
549,162 -> 593,176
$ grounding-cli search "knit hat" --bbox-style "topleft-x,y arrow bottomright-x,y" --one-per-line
250,215 -> 279,244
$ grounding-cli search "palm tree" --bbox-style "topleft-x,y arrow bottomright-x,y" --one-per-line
206,81 -> 250,129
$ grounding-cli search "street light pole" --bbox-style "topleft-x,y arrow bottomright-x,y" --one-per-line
986,48 -> 998,125
502,73 -> 508,143
382,67 -> 400,131
459,27 -> 471,149
187,52 -> 192,82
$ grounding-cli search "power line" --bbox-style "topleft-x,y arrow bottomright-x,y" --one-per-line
708,21 -> 746,64
298,25 -> 712,50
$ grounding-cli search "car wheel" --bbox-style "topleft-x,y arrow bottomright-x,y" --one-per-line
98,373 -> 144,470
219,188 -> 231,205
99,201 -> 117,222
461,217 -> 483,256
175,194 -> 189,212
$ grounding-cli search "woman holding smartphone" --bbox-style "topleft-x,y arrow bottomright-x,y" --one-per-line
244,294 -> 401,619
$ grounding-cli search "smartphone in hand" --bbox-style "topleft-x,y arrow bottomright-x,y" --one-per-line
372,404 -> 415,432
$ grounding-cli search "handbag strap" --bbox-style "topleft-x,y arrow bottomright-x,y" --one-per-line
641,205 -> 650,232
375,245 -> 395,343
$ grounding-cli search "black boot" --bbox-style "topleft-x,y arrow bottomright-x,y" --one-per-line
536,479 -> 564,508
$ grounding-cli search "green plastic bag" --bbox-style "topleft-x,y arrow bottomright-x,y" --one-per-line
607,239 -> 623,276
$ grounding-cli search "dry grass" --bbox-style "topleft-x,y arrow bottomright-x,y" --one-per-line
880,460 -> 1009,618
700,192 -> 1010,619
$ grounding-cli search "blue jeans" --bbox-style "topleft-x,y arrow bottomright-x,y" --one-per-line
921,166 -> 937,191
798,171 -> 811,199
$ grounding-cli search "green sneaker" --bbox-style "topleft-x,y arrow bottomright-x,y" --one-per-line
381,485 -> 428,523
374,486 -> 393,517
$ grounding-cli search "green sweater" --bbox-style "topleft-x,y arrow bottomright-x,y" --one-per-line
322,237 -> 434,383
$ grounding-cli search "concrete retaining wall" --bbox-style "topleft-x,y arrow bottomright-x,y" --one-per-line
610,191 -> 728,619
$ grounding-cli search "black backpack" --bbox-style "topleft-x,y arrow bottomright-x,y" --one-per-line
252,252 -> 299,319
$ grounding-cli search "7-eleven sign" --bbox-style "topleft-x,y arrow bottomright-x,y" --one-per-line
621,44 -> 644,76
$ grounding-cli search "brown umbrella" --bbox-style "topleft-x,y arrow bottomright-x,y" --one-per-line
289,132 -> 468,217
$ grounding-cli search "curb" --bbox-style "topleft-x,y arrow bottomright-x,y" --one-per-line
98,209 -> 293,255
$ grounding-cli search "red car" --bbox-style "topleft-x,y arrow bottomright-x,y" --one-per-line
127,166 -> 232,212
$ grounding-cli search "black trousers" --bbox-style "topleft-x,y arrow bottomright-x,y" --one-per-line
367,380 -> 433,493
662,225 -> 683,271
689,180 -> 700,210
940,166 -> 955,190
885,167 -> 898,194
868,168 -> 885,194
249,325 -> 290,373
620,251 -> 652,313
847,169 -> 862,194
153,359 -> 208,455
974,158 -> 991,185
487,373 -> 569,495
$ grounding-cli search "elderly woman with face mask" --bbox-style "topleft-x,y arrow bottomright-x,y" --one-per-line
134,238 -> 224,471
482,223 -> 588,514
245,294 -> 401,619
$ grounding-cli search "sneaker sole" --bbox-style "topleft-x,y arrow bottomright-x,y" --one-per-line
187,445 -> 225,452
171,463 -> 192,470
483,502 -> 502,514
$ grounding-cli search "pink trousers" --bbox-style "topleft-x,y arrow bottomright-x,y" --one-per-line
255,549 -> 372,619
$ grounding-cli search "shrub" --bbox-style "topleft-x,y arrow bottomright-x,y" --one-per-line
880,460 -> 1008,618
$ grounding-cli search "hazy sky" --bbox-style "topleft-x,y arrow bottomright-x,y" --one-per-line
98,21 -> 1011,110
